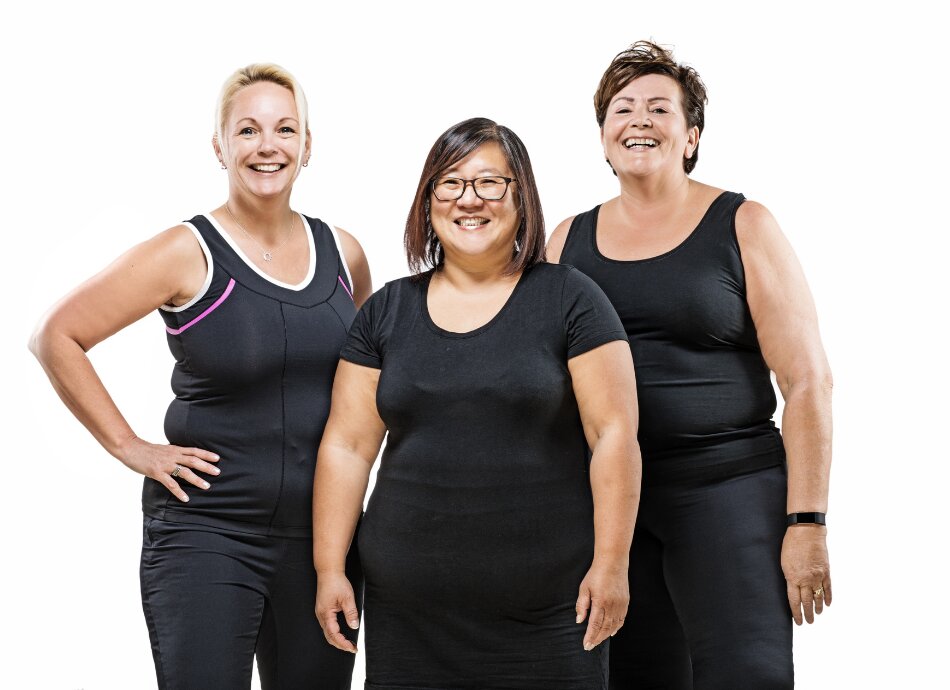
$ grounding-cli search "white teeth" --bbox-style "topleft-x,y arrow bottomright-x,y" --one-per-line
456,218 -> 488,227
252,163 -> 282,172
623,138 -> 658,148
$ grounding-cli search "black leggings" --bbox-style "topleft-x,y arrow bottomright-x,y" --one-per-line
610,464 -> 793,690
140,517 -> 362,690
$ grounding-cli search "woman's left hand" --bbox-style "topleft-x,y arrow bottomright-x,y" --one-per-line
575,560 -> 629,650
781,525 -> 832,625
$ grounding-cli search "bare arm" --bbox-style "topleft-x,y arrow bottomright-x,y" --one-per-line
28,225 -> 220,501
546,216 -> 576,263
312,360 -> 387,652
736,200 -> 833,625
335,227 -> 373,308
568,340 -> 641,650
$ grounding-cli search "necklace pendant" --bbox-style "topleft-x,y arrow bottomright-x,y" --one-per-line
263,252 -> 273,262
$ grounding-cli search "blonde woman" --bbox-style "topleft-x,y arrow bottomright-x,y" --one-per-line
30,64 -> 370,689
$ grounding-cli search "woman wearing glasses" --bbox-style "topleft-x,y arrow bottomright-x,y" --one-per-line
30,64 -> 370,689
313,117 -> 640,689
547,42 -> 833,688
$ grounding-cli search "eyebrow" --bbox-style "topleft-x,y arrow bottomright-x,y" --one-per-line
610,96 -> 674,105
234,116 -> 300,126
442,167 -> 508,177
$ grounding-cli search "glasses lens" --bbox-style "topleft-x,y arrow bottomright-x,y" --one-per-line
474,177 -> 508,200
433,178 -> 464,201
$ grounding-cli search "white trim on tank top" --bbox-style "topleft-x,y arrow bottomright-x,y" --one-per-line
160,222 -> 214,312
326,222 -> 354,294
204,211 -> 316,291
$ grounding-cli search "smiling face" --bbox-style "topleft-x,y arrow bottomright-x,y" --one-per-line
601,73 -> 699,179
429,142 -> 520,269
214,81 -> 310,201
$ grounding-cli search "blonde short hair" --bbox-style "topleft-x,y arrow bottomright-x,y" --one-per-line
215,63 -> 309,168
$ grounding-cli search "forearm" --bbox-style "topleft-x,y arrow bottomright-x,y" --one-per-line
781,378 -> 833,513
589,428 -> 641,566
30,328 -> 138,461
312,443 -> 373,574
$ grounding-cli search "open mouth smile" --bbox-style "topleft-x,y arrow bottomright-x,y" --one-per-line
250,163 -> 287,173
455,217 -> 490,229
623,137 -> 659,149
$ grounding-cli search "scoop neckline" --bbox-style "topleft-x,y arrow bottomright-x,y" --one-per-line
205,211 -> 317,290
591,191 -> 728,264
420,267 -> 531,339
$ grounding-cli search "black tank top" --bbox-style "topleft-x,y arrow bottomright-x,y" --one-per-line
560,191 -> 784,484
147,213 -> 356,536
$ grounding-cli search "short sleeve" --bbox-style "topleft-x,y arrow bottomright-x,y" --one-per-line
561,267 -> 628,359
340,285 -> 388,369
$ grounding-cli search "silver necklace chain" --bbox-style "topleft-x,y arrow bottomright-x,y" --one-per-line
225,204 -> 295,262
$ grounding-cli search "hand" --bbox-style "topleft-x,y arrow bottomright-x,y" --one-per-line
575,560 -> 629,651
782,524 -> 832,625
315,571 -> 360,653
119,436 -> 220,502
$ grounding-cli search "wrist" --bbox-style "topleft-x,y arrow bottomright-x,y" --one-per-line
786,511 -> 826,527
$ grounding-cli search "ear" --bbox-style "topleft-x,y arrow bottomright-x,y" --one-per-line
684,125 -> 700,160
212,134 -> 225,166
303,129 -> 312,166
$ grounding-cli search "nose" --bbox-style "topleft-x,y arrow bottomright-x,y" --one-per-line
258,131 -> 278,155
630,108 -> 652,128
456,181 -> 483,207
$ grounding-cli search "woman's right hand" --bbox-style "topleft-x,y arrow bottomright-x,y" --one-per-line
120,436 -> 220,502
315,571 -> 360,653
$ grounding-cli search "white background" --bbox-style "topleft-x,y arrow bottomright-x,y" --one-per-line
3,1 -> 946,687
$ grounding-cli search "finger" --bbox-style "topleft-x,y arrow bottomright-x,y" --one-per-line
824,574 -> 833,606
575,589 -> 590,624
184,447 -> 221,463
320,608 -> 357,653
786,582 -> 803,626
799,586 -> 815,624
174,466 -> 211,491
612,616 -> 626,637
814,584 -> 825,616
584,604 -> 606,650
180,456 -> 221,477
158,474 -> 189,503
342,595 -> 360,630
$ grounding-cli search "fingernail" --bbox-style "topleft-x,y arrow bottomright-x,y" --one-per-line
181,495 -> 189,502
213,468 -> 221,475
212,454 -> 220,460
203,481 -> 210,489
349,619 -> 360,628
576,615 -> 583,624
584,643 -> 594,651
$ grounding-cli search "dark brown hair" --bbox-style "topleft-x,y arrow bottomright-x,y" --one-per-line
405,117 -> 546,276
594,41 -> 708,174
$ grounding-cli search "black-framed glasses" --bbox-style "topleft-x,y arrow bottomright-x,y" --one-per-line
431,176 -> 516,201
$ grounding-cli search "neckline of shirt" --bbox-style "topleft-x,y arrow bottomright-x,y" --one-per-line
590,190 -> 730,265
205,211 -> 317,291
419,266 -> 532,339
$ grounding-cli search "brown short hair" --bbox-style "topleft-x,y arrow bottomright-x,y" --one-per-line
405,117 -> 546,276
594,41 -> 708,174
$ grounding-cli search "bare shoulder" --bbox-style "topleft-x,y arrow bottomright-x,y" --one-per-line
546,216 -> 577,263
333,226 -> 373,307
735,199 -> 781,237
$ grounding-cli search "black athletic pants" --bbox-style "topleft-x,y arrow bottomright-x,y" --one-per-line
610,464 -> 794,689
140,517 -> 362,690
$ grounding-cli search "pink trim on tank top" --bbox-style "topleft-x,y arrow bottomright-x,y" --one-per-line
338,275 -> 354,301
165,278 -> 236,335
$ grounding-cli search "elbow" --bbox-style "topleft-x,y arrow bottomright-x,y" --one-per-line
779,368 -> 833,404
28,319 -> 50,362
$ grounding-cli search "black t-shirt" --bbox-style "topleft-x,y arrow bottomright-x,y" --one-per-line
340,262 -> 626,689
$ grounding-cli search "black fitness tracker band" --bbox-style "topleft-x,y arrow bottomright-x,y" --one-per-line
786,512 -> 826,526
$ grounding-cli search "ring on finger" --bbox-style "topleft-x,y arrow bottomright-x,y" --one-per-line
171,465 -> 182,478
813,585 -> 824,598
